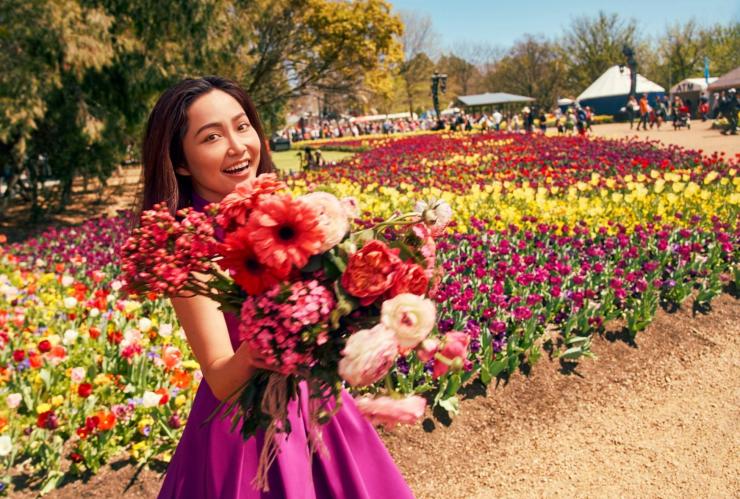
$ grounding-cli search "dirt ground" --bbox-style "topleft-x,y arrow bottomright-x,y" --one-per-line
590,121 -> 740,158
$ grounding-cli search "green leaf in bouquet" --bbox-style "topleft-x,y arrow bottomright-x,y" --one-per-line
302,254 -> 324,273
329,282 -> 358,330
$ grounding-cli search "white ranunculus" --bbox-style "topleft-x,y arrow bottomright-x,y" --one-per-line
300,191 -> 350,252
110,280 -> 123,292
381,293 -> 436,353
141,391 -> 162,408
89,307 -> 100,318
338,324 -> 399,387
61,275 -> 74,287
6,393 -> 22,409
138,317 -> 153,333
63,296 -> 78,309
0,435 -> 12,457
63,329 -> 79,345
35,258 -> 46,268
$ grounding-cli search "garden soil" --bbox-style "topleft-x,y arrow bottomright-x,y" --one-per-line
18,293 -> 738,499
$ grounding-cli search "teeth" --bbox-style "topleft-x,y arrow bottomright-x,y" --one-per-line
224,160 -> 249,173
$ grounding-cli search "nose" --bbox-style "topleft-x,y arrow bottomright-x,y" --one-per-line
226,132 -> 247,157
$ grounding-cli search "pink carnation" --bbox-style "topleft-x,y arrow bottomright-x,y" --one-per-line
239,280 -> 335,374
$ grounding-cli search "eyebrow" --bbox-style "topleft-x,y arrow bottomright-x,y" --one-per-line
194,112 -> 248,137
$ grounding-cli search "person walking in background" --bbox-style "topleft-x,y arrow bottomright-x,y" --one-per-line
636,94 -> 649,131
538,109 -> 547,134
575,105 -> 587,136
492,109 -> 502,131
626,95 -> 638,129
720,88 -> 738,135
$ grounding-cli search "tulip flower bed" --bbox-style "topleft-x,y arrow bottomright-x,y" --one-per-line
0,131 -> 737,494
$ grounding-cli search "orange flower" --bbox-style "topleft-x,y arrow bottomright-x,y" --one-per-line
169,369 -> 192,389
217,173 -> 285,231
247,194 -> 324,276
0,416 -> 7,431
94,411 -> 116,431
29,352 -> 43,369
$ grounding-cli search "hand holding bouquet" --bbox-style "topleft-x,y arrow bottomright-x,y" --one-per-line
121,174 -> 451,490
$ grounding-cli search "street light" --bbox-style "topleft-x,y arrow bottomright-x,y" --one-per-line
431,72 -> 448,121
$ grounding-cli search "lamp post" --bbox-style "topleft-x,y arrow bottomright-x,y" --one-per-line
620,44 -> 638,99
431,72 -> 448,121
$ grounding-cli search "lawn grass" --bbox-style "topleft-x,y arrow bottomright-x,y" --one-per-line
271,150 -> 354,173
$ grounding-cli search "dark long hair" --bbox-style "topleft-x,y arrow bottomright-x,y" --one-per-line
139,76 -> 274,214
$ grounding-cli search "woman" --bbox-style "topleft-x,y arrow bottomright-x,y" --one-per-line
141,76 -> 414,498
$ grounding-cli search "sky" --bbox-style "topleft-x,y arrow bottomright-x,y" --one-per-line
389,0 -> 740,51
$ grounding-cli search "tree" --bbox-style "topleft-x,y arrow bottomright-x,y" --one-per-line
484,35 -> 566,107
397,11 -> 437,115
559,11 -> 638,94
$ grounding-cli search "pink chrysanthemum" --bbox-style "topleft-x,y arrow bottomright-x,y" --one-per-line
247,194 -> 325,276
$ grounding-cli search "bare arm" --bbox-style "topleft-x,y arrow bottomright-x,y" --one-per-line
171,294 -> 265,401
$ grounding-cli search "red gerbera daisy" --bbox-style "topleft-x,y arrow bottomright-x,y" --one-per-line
247,194 -> 325,275
220,227 -> 284,295
217,174 -> 285,231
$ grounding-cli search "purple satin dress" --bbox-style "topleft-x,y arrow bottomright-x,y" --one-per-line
158,193 -> 414,499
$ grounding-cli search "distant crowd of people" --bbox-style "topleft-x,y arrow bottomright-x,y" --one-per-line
282,89 -> 738,142
624,89 -> 738,134
285,116 -> 439,142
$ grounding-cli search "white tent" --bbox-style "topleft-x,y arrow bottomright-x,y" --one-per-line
670,77 -> 718,95
577,66 -> 665,115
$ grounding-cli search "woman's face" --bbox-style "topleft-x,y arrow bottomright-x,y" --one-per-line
177,89 -> 261,203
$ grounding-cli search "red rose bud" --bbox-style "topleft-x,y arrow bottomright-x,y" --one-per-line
38,340 -> 52,353
89,327 -> 101,340
77,383 -> 93,398
12,349 -> 25,362
70,452 -> 84,463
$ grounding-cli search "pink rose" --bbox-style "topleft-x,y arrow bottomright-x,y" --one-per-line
432,331 -> 470,379
341,240 -> 402,306
339,324 -> 399,387
355,395 -> 426,429
387,262 -> 429,298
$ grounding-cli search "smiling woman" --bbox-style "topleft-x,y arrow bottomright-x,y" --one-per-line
136,76 -> 415,499
140,76 -> 274,215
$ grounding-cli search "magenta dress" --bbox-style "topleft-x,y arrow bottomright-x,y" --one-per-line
158,194 -> 415,499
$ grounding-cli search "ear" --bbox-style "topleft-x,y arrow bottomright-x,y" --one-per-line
175,165 -> 191,177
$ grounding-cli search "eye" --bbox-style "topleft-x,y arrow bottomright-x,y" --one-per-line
238,122 -> 252,132
205,133 -> 220,143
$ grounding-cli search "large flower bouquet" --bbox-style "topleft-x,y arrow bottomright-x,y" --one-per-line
121,174 -> 452,489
